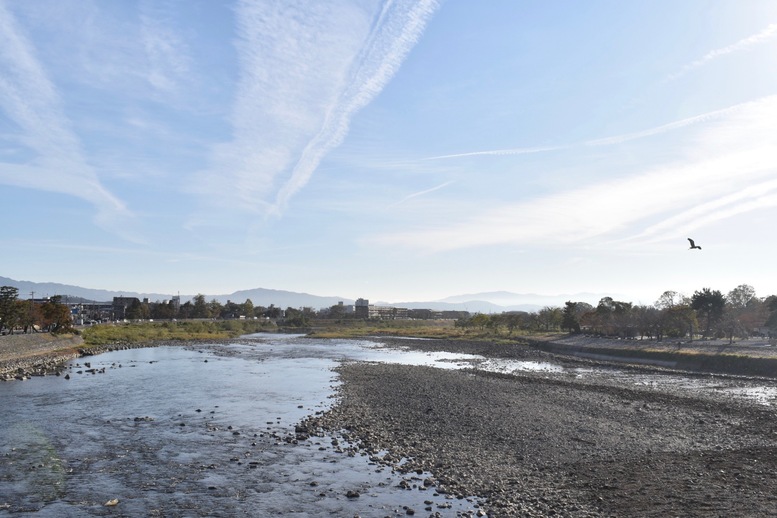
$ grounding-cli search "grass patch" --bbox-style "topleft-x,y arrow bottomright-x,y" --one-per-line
81,320 -> 277,347
309,319 -> 550,343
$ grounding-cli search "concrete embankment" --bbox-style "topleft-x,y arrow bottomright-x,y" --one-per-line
528,335 -> 777,378
0,333 -> 84,380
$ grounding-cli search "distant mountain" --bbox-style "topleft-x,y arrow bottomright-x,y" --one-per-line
0,276 -> 173,303
384,299 -> 542,313
437,290 -> 622,307
209,288 -> 352,308
0,276 -> 626,313
0,276 -> 352,309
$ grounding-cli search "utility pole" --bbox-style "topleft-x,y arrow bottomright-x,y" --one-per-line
29,291 -> 35,334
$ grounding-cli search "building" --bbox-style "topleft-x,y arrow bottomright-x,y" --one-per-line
113,296 -> 140,321
354,298 -> 408,320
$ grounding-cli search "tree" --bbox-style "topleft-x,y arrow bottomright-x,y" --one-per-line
177,301 -> 193,319
723,285 -> 764,341
470,313 -> 490,331
192,294 -> 210,319
663,304 -> 697,341
561,301 -> 581,333
691,288 -> 725,338
727,284 -> 756,309
150,300 -> 175,320
655,290 -> 683,310
264,304 -> 282,319
126,299 -> 144,320
503,312 -> 526,335
633,305 -> 659,339
765,295 -> 777,337
240,299 -> 254,318
0,286 -> 19,334
537,306 -> 562,332
594,297 -> 633,337
39,296 -> 74,333
207,299 -> 223,318
283,307 -> 309,327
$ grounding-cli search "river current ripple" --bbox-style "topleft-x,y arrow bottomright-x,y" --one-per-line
3,334 -> 776,516
0,335 -> 483,517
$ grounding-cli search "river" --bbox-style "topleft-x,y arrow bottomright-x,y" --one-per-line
0,334 -> 486,517
2,333 -> 776,516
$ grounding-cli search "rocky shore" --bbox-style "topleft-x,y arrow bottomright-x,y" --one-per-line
298,337 -> 777,517
0,333 -> 84,381
5,332 -> 777,516
0,333 -> 168,381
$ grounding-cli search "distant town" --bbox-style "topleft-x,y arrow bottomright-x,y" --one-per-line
2,283 -> 777,343
66,296 -> 470,325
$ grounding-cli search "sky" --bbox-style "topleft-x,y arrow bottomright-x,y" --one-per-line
2,0 -> 777,306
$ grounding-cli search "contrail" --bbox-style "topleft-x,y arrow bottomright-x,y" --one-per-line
389,180 -> 455,207
272,0 -> 440,212
423,146 -> 562,160
665,22 -> 777,82
424,97 -> 760,160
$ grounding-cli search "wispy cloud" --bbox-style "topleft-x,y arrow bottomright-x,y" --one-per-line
389,180 -> 454,207
140,0 -> 191,93
0,1 -> 133,234
665,22 -> 777,82
424,100 -> 749,161
193,0 -> 439,216
424,146 -> 562,161
370,94 -> 777,253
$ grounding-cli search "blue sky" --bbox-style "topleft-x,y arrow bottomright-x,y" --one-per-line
2,0 -> 777,305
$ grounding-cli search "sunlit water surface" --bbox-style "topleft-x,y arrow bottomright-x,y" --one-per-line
2,334 -> 776,516
0,335 -> 487,517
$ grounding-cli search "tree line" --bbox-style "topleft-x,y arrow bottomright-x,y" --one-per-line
3,283 -> 776,342
455,284 -> 777,343
0,286 -> 73,334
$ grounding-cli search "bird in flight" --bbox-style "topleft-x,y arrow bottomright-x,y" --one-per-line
688,238 -> 702,250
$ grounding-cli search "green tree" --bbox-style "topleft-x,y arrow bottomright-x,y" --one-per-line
240,299 -> 254,318
561,301 -> 580,333
470,313 -> 490,331
150,300 -> 175,320
192,294 -> 210,318
126,299 -> 144,320
595,297 -> 633,337
283,307 -> 309,327
691,288 -> 725,338
264,304 -> 282,319
207,299 -> 223,318
328,303 -> 347,320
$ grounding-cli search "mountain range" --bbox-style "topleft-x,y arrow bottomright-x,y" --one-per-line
0,276 -> 617,313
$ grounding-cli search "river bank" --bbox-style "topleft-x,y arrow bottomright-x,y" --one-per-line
4,332 -> 777,515
0,333 -> 84,381
0,333 -> 172,381
298,336 -> 777,517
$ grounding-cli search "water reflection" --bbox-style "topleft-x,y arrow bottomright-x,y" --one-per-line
0,337 -> 485,516
3,334 -> 777,516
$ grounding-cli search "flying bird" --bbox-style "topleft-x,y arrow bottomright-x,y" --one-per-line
687,238 -> 702,250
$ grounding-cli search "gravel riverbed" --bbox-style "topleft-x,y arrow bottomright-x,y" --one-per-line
299,337 -> 777,517
4,333 -> 777,516
0,333 -> 84,380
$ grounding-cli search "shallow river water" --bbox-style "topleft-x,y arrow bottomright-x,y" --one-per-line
2,334 -> 776,517
0,335 -> 487,517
